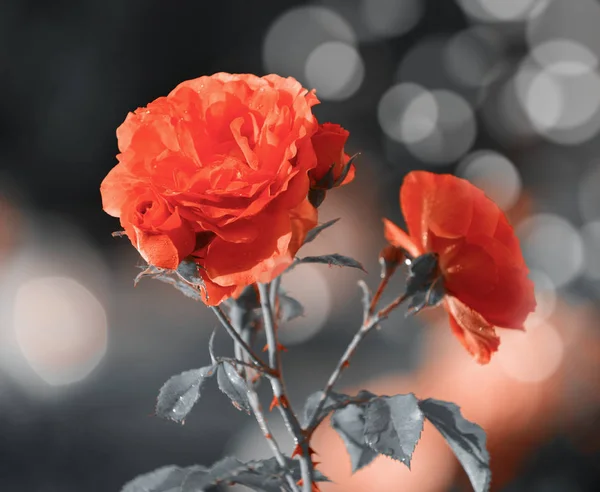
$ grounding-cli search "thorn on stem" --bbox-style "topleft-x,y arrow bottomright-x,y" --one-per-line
262,342 -> 288,352
269,394 -> 289,411
291,444 -> 302,458
296,479 -> 321,492
292,444 -> 318,457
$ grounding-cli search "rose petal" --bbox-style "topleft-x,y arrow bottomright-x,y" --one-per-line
493,214 -> 525,267
340,157 -> 356,186
131,216 -> 196,271
443,240 -> 499,299
401,172 -> 474,250
445,296 -> 501,364
100,164 -> 139,218
383,218 -> 422,258
203,206 -> 293,286
448,235 -> 535,329
288,198 -> 318,255
199,274 -> 238,306
476,265 -> 535,330
468,187 -> 501,238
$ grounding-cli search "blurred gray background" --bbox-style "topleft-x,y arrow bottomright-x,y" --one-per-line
1,0 -> 599,491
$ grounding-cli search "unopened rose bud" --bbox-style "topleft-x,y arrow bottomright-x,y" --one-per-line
378,245 -> 404,279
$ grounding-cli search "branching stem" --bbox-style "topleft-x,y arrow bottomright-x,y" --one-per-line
214,357 -> 278,378
210,304 -> 298,491
210,306 -> 266,370
258,282 -> 314,492
305,289 -> 408,434
212,272 -> 409,492
368,274 -> 390,315
247,390 -> 300,492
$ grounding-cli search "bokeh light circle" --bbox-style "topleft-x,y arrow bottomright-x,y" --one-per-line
479,0 -> 547,20
404,90 -> 477,165
0,213 -> 110,393
496,316 -> 564,383
457,150 -> 522,210
517,214 -> 584,288
360,0 -> 424,40
580,221 -> 600,280
277,264 -> 331,346
529,270 -> 557,323
320,0 -> 424,42
521,69 -> 564,130
226,415 -> 293,466
457,0 -> 547,22
444,26 -> 507,89
12,276 -> 108,386
305,41 -> 364,101
514,57 -> 600,145
263,6 -> 356,83
377,83 -> 438,144
579,163 -> 600,223
531,39 -> 598,76
525,0 -> 600,145
480,76 -> 538,145
397,36 -> 486,108
527,0 -> 600,64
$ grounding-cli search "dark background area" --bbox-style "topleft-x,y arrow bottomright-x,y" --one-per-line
1,0 -> 599,491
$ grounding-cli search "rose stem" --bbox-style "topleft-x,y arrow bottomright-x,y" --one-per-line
213,357 -> 275,376
305,286 -> 409,434
230,310 -> 254,382
247,391 -> 300,492
269,275 -> 282,312
210,305 -> 299,491
232,324 -> 246,379
210,306 -> 267,370
258,282 -> 315,492
368,274 -> 390,315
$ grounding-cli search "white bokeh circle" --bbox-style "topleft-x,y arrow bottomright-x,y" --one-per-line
404,90 -> 477,165
580,221 -> 600,280
517,214 -> 584,288
263,6 -> 356,83
579,163 -> 600,223
305,41 -> 364,101
444,26 -> 507,89
514,57 -> 600,145
527,0 -> 600,66
457,0 -> 548,22
457,150 -> 522,210
377,83 -> 438,144
13,276 -> 108,386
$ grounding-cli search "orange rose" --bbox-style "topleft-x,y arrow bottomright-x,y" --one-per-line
101,73 -> 323,305
383,171 -> 536,363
